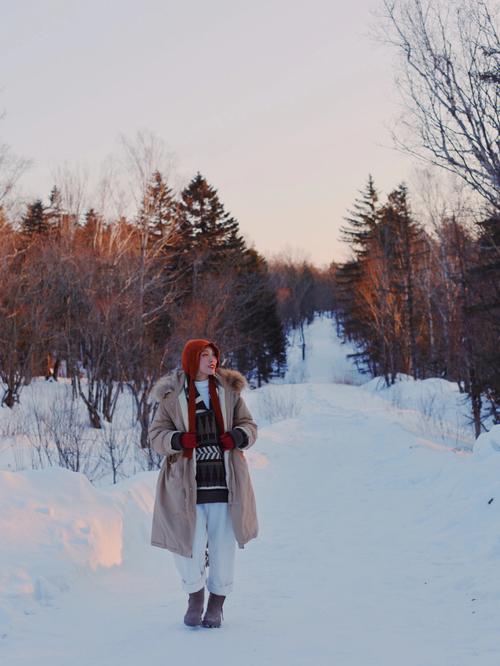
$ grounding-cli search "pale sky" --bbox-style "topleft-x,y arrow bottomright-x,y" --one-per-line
1,0 -> 415,266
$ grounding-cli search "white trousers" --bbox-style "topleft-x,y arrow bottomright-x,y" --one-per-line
173,502 -> 236,596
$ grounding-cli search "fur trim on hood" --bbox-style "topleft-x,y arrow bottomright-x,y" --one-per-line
151,367 -> 248,403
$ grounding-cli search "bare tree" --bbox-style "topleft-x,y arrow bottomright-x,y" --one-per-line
99,423 -> 131,484
93,154 -> 130,222
268,254 -> 317,358
24,386 -> 101,479
0,113 -> 31,209
378,0 -> 500,209
119,129 -> 177,208
52,162 -> 89,222
0,234 -> 50,407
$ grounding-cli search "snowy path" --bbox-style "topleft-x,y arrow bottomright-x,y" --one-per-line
2,317 -> 499,665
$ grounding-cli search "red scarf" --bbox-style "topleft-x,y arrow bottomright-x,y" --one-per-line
181,339 -> 225,459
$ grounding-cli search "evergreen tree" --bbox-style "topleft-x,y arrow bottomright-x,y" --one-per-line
374,184 -> 425,378
337,182 -> 428,382
339,175 -> 379,258
334,259 -> 366,344
45,186 -> 63,232
177,172 -> 246,278
138,171 -> 177,248
48,186 -> 62,213
466,212 -> 500,425
233,249 -> 287,384
21,199 -> 49,237
80,208 -> 104,248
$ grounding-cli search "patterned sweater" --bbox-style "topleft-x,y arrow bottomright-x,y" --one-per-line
170,378 -> 248,504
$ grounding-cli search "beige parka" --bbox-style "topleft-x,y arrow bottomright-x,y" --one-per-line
148,367 -> 258,557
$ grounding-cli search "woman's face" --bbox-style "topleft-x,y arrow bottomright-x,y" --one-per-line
196,346 -> 218,379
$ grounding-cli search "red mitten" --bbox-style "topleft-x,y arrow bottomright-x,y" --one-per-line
180,433 -> 197,449
220,432 -> 236,451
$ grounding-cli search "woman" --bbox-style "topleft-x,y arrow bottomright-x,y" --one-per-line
148,338 -> 258,628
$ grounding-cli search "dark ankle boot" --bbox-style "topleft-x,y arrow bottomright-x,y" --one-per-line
202,592 -> 225,628
184,587 -> 205,627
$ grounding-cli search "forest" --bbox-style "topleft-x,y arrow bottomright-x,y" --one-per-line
0,170 -> 333,463
0,0 -> 498,446
332,0 -> 499,436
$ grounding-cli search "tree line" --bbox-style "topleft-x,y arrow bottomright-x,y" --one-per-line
332,0 -> 498,438
333,175 -> 499,437
0,170 -> 333,466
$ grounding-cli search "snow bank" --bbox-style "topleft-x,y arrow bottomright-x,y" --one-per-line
0,466 -> 156,637
361,373 -> 475,448
472,424 -> 500,461
429,425 -> 500,576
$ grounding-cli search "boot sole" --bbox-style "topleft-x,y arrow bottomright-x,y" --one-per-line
201,611 -> 223,628
184,612 -> 203,627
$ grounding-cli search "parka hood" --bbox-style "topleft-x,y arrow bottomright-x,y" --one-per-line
151,367 -> 248,403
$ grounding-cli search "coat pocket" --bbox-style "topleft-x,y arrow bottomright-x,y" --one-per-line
163,475 -> 185,515
166,453 -> 182,479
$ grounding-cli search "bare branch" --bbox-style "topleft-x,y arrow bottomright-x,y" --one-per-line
377,0 -> 500,209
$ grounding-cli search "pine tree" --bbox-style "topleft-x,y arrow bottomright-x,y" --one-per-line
336,182 -> 428,381
383,185 -> 415,372
48,186 -> 62,213
233,249 -> 287,384
372,184 -> 426,378
177,172 -> 246,277
339,175 -> 379,258
21,199 -> 49,237
334,260 -> 363,335
45,186 -> 64,232
337,178 -> 380,373
465,212 -> 500,426
80,208 -> 104,248
138,170 -> 177,248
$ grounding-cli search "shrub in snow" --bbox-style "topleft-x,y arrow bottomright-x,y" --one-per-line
24,388 -> 98,478
256,386 -> 302,424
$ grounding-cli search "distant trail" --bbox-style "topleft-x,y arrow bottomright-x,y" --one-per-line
284,315 -> 365,385
2,318 -> 496,665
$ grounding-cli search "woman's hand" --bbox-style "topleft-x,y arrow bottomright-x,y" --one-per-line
220,432 -> 236,450
180,433 -> 197,450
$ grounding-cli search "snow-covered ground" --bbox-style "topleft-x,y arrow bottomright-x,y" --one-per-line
1,315 -> 500,665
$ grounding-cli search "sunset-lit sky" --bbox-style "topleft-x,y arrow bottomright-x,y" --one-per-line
1,0 -> 415,266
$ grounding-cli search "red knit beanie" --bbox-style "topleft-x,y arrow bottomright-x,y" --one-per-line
181,339 -> 225,459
